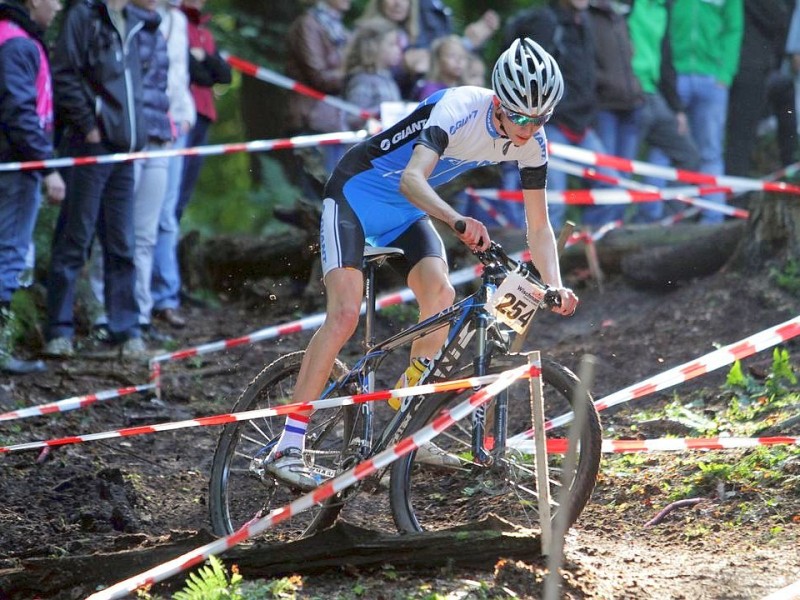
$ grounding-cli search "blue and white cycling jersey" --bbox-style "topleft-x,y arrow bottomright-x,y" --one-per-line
325,86 -> 549,247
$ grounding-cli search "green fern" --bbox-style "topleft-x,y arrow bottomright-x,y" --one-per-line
173,555 -> 243,600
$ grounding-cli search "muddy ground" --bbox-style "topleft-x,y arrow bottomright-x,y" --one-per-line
1,229 -> 799,599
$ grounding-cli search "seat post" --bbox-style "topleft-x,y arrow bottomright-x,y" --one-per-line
361,246 -> 404,354
363,261 -> 378,353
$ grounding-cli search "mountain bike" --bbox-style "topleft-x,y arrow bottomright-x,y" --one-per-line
208,233 -> 602,542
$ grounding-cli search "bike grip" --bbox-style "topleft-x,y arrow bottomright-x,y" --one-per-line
544,289 -> 561,307
454,220 -> 466,234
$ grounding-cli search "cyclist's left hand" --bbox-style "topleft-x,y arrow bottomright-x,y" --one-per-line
552,287 -> 579,317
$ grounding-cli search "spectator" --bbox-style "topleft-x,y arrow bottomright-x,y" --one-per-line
362,0 -> 498,98
585,0 -> 643,226
45,0 -> 147,359
669,0 -> 744,223
359,0 -> 427,97
88,0 -> 174,342
285,0 -> 351,198
725,0 -> 792,177
149,0 -> 227,328
412,33 -> 468,101
0,0 -> 64,374
627,0 -> 700,223
343,17 -> 403,129
150,0 -> 195,330
504,0 -> 606,231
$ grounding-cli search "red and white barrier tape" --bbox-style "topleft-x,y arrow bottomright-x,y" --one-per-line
0,130 -> 366,173
517,436 -> 800,455
0,384 -> 154,422
470,184 -> 748,218
532,315 -> 800,435
85,362 -> 538,600
223,53 -> 375,121
549,142 -> 800,196
0,372 -> 516,453
548,158 -> 750,219
600,436 -> 800,453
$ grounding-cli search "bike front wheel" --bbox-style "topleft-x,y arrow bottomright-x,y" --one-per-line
208,351 -> 353,540
389,356 -> 602,534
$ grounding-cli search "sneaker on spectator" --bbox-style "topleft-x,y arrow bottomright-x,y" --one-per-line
119,336 -> 148,359
263,447 -> 321,491
42,336 -> 74,358
416,441 -> 461,468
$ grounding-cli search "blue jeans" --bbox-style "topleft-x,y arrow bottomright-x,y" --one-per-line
151,133 -> 188,312
677,73 -> 729,223
46,142 -> 140,342
0,171 -> 41,302
546,125 -> 610,231
585,108 -> 642,226
90,141 -> 171,324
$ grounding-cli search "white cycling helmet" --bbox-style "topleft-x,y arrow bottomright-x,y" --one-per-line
492,37 -> 564,117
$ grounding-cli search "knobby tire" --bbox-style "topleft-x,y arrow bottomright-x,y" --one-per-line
388,356 -> 602,534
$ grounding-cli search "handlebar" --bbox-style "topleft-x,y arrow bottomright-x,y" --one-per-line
454,220 -> 561,309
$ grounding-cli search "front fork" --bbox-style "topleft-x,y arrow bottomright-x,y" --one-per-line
471,313 -> 508,465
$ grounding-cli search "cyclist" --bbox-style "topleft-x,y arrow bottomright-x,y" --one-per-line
267,37 -> 580,490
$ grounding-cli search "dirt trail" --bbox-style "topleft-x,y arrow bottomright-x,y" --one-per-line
1,266 -> 798,599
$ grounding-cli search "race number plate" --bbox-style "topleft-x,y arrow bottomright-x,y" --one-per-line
490,272 -> 546,333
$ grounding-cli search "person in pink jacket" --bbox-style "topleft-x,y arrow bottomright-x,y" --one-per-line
0,0 -> 64,373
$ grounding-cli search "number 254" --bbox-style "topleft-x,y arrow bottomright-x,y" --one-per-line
495,293 -> 534,326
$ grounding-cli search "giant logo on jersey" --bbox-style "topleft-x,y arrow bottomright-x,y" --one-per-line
449,110 -> 478,135
379,118 -> 428,151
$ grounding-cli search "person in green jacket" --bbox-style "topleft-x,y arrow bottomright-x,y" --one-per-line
627,0 -> 700,223
669,0 -> 743,224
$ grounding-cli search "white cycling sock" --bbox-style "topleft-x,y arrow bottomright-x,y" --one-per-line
275,413 -> 309,453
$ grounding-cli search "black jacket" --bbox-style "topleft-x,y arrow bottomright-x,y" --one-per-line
0,0 -> 53,162
51,0 -> 147,152
589,0 -> 643,112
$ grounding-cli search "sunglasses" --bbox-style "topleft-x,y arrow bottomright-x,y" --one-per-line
503,107 -> 552,127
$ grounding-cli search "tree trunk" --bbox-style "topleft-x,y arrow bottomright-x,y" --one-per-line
729,192 -> 800,271
0,518 -> 541,599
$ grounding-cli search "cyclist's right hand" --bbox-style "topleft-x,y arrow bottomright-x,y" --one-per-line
453,218 -> 490,251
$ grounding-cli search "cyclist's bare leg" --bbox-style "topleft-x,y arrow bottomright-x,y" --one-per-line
292,266 -> 364,412
406,256 -> 455,361
265,267 -> 364,489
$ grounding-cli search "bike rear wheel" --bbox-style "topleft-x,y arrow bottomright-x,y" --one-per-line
208,351 -> 353,540
389,356 -> 602,533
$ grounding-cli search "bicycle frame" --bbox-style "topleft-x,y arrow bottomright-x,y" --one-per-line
319,257 -> 513,471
